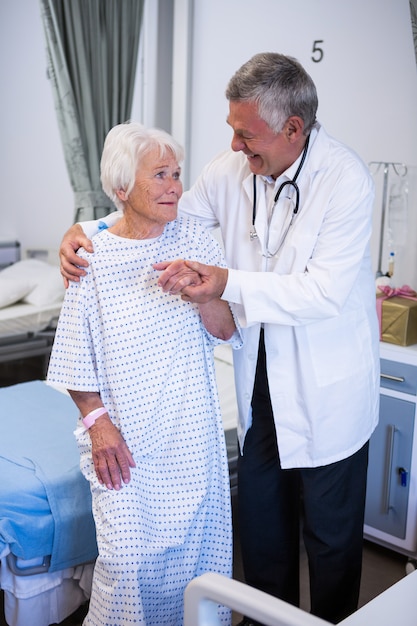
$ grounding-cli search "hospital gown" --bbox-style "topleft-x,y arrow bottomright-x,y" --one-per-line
47,216 -> 241,626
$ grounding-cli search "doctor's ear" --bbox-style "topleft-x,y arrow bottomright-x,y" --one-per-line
284,116 -> 305,142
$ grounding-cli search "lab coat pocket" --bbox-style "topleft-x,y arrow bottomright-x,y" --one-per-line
306,311 -> 367,387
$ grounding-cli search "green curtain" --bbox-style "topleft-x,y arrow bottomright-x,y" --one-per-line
411,0 -> 417,69
39,0 -> 144,222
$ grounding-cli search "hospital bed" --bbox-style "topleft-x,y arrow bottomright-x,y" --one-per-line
0,380 -> 97,626
0,259 -> 65,382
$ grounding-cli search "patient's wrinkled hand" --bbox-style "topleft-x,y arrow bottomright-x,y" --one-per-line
89,416 -> 136,490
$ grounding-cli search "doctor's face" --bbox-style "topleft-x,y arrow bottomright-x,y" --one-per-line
227,100 -> 291,179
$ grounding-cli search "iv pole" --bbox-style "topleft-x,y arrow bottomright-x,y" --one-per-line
369,161 -> 408,278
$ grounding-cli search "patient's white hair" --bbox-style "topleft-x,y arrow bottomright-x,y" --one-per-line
100,121 -> 185,211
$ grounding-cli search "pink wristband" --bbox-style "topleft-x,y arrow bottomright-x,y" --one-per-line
82,406 -> 108,429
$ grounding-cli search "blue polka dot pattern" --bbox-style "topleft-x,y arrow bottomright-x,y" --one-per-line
47,217 -> 240,625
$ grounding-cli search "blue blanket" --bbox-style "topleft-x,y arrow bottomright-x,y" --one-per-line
0,381 -> 97,572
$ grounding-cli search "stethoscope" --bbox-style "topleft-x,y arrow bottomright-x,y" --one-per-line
250,134 -> 310,257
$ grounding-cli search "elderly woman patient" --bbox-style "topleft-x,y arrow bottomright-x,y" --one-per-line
47,121 -> 241,626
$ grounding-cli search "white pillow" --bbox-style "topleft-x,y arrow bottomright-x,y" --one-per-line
0,259 -> 65,307
0,277 -> 34,308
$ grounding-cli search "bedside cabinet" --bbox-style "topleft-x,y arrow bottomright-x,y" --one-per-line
364,342 -> 417,558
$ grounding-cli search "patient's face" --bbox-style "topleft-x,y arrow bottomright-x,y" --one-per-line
125,148 -> 183,232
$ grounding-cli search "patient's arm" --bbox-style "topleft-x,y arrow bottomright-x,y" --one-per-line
198,299 -> 236,340
68,390 -> 136,490
154,260 -> 234,340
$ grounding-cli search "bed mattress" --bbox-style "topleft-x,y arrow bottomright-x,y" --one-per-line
0,302 -> 62,337
214,343 -> 237,433
214,344 -> 238,494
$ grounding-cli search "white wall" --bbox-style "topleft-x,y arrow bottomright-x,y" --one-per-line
0,0 -> 416,287
173,0 -> 417,286
0,0 -> 73,259
184,0 -> 417,182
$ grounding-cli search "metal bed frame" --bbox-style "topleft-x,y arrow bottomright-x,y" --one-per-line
0,329 -> 56,379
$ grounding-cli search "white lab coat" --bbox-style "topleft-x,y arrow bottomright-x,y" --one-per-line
179,124 -> 380,469
84,124 -> 380,469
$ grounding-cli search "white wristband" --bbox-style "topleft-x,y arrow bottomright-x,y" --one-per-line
82,406 -> 108,429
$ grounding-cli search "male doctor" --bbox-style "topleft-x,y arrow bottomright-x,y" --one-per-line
60,53 -> 380,625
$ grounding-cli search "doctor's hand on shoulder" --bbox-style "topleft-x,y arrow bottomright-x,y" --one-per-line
60,223 -> 93,287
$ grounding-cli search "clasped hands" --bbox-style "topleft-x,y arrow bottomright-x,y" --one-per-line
153,259 -> 228,302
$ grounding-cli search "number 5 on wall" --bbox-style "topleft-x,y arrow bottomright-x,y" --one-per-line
312,40 -> 324,63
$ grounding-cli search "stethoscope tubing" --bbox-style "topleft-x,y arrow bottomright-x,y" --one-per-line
251,133 -> 310,228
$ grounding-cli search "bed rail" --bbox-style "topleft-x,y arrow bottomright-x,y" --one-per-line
184,573 -> 330,626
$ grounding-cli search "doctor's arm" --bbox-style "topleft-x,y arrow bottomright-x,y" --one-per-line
59,212 -> 122,286
157,167 -> 375,326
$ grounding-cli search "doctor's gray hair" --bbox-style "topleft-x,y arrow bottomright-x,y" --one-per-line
225,52 -> 318,135
100,121 -> 185,211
